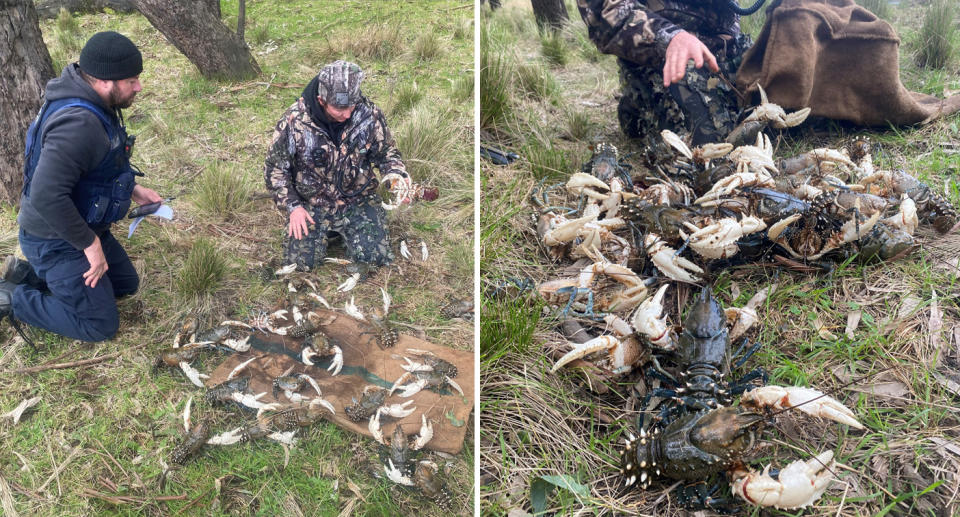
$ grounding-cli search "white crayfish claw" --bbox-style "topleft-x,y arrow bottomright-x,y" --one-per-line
206,426 -> 244,446
679,216 -> 767,260
740,385 -> 864,429
644,233 -> 703,284
630,284 -> 675,349
385,458 -> 415,486
411,413 -> 434,451
730,451 -> 835,509
550,334 -> 643,375
179,362 -> 209,388
337,273 -> 361,293
566,172 -> 611,200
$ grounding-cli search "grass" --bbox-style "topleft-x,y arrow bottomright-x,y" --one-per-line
176,237 -> 227,297
857,0 -> 891,20
192,163 -> 254,220
480,0 -> 960,515
3,2 -> 474,516
389,81 -> 424,118
915,0 -> 957,69
540,30 -> 568,67
480,28 -> 514,130
515,60 -> 558,101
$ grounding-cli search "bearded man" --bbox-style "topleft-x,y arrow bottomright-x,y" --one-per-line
0,31 -> 162,341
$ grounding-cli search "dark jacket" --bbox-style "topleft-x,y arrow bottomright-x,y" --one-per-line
577,0 -> 745,67
264,89 -> 407,219
18,64 -> 124,250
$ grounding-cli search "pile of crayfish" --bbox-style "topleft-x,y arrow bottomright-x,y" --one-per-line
534,91 -> 958,511
153,268 -> 456,509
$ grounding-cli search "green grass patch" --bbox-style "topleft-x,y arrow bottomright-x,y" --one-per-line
540,30 -> 569,67
515,60 -> 558,101
192,163 -> 255,220
176,237 -> 227,296
915,0 -> 957,69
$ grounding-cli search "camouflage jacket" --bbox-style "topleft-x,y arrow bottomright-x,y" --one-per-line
264,96 -> 407,217
577,0 -> 745,67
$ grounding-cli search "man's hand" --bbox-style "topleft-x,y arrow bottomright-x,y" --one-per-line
131,184 -> 163,206
288,206 -> 315,240
83,235 -> 108,288
663,30 -> 719,87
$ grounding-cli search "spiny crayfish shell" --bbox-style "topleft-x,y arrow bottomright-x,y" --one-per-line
170,420 -> 210,465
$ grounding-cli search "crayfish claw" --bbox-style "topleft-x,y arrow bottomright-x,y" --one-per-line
740,385 -> 863,429
731,451 -> 835,509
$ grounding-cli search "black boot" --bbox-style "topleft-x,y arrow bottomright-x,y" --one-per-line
0,279 -> 15,319
2,255 -> 46,291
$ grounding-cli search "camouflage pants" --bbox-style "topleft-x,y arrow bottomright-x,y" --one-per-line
617,34 -> 752,146
284,195 -> 394,270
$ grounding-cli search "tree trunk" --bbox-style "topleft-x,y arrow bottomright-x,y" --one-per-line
135,0 -> 259,81
0,0 -> 55,205
237,0 -> 245,44
530,0 -> 568,30
202,0 -> 220,19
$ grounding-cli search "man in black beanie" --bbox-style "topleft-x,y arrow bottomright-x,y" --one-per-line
0,31 -> 162,342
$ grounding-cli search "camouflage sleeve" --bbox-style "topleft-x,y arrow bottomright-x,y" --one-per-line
263,113 -> 303,213
367,106 -> 409,180
576,0 -> 682,65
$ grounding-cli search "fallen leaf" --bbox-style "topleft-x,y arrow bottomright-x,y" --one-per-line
507,509 -> 532,517
897,295 -> 922,321
929,290 -> 943,349
929,436 -> 960,458
845,310 -> 862,339
1,397 -> 41,425
932,371 -> 960,398
812,315 -> 836,340
863,381 -> 911,402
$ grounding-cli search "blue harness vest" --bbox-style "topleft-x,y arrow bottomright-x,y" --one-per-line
23,97 -> 136,227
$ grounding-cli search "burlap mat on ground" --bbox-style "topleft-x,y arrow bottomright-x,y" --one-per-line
205,309 -> 473,454
736,0 -> 960,126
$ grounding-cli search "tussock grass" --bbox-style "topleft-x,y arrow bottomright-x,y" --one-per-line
481,1 -> 960,515
450,73 -> 474,103
413,31 -> 445,61
540,30 -> 569,67
192,164 -> 254,220
739,8 -> 767,40
915,0 -> 956,69
480,36 -> 514,130
515,60 -> 558,101
858,0 -> 890,20
249,23 -> 271,46
394,104 -> 460,179
390,81 -> 424,118
176,237 -> 227,297
49,8 -> 84,72
564,110 -> 593,141
325,23 -> 405,62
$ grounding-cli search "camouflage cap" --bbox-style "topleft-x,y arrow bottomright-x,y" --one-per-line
316,60 -> 364,108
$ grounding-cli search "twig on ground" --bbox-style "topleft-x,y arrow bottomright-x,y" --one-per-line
0,473 -> 18,517
174,485 -> 213,516
80,488 -> 187,504
36,446 -> 81,495
1,352 -> 122,375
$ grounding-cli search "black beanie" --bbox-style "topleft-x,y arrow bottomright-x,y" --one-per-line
79,31 -> 143,80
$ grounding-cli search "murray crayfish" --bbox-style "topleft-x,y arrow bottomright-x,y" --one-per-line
621,285 -> 863,511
